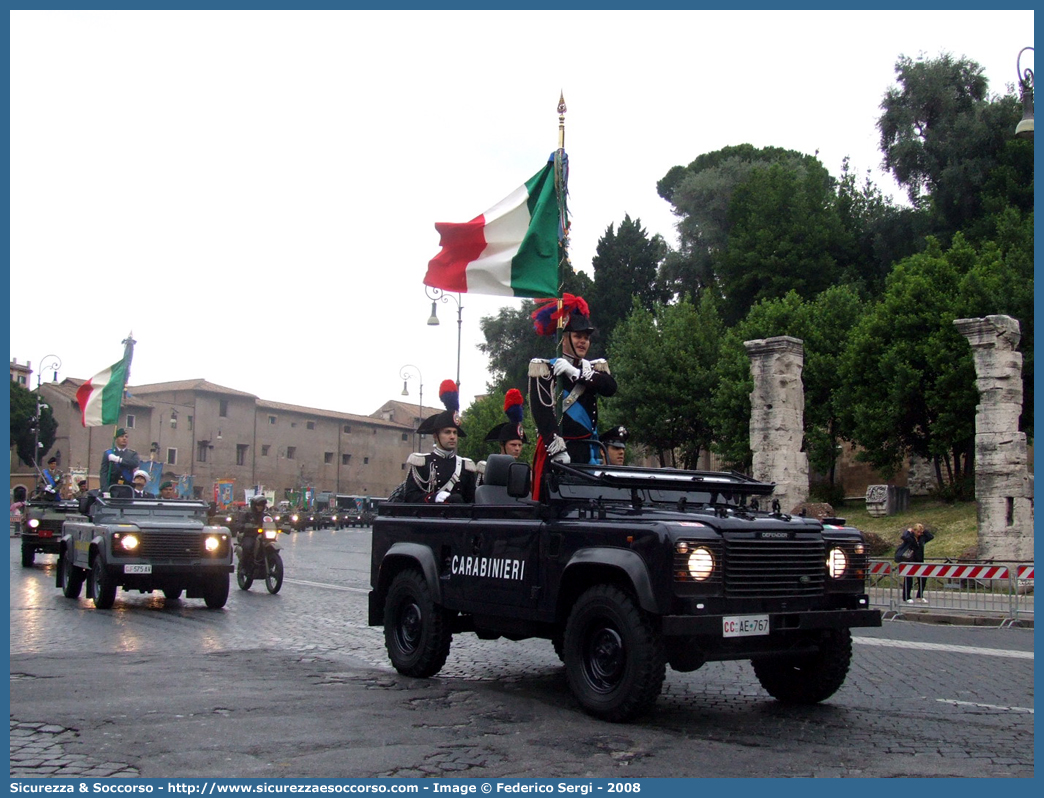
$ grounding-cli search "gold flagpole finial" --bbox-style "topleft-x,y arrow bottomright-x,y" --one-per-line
557,91 -> 567,151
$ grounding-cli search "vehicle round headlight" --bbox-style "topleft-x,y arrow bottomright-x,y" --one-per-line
120,534 -> 140,551
291,514 -> 299,522
204,536 -> 220,552
28,519 -> 40,529
827,547 -> 848,578
264,529 -> 278,540
687,547 -> 714,580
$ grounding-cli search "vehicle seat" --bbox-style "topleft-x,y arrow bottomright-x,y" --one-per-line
108,484 -> 133,499
475,454 -> 523,504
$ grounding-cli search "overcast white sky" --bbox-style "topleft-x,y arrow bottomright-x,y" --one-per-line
8,9 -> 1034,419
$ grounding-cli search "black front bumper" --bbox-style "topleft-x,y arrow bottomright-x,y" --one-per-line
661,608 -> 882,637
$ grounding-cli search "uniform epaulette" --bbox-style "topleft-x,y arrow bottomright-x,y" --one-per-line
407,452 -> 427,467
590,359 -> 610,374
461,457 -> 477,472
476,460 -> 487,475
529,358 -> 551,378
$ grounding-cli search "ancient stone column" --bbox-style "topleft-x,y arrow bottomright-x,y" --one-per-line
954,315 -> 1034,562
744,336 -> 809,514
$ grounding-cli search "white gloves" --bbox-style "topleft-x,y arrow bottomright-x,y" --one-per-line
550,451 -> 571,464
434,490 -> 451,503
579,359 -> 594,381
553,358 -> 580,380
108,453 -> 122,463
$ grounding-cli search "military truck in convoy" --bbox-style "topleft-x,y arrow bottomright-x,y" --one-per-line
20,498 -> 83,567
57,487 -> 234,609
369,454 -> 881,722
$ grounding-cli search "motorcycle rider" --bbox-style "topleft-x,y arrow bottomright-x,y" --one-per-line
237,494 -> 271,568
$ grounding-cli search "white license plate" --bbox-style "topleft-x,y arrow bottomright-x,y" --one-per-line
124,564 -> 152,574
722,614 -> 770,637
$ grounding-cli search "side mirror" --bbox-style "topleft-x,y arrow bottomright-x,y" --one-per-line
506,462 -> 532,498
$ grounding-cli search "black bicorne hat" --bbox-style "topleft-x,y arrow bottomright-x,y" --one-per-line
602,425 -> 629,448
484,389 -> 526,444
417,380 -> 466,437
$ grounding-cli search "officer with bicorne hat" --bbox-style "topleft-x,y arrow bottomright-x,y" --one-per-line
477,389 -> 528,483
404,380 -> 477,504
528,295 -> 617,487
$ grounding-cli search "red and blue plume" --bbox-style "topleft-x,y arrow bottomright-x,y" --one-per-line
439,379 -> 459,412
531,293 -> 590,336
503,389 -> 524,425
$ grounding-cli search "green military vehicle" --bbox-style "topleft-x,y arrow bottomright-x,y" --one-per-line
21,498 -> 83,567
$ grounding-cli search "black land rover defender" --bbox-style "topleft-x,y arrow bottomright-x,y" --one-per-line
369,455 -> 881,722
21,498 -> 83,567
57,488 -> 234,609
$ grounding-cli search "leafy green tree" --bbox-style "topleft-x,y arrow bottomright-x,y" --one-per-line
878,53 -> 1026,238
587,215 -> 667,348
477,301 -> 539,396
607,295 -> 723,468
10,382 -> 57,468
837,236 -> 986,492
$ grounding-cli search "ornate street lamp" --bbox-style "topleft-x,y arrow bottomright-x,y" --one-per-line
399,364 -> 424,451
1016,46 -> 1034,139
424,286 -> 463,390
36,354 -> 61,388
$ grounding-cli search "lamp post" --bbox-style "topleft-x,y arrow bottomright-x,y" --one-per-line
399,364 -> 424,451
33,395 -> 49,471
424,286 -> 463,389
36,354 -> 62,389
1016,47 -> 1034,139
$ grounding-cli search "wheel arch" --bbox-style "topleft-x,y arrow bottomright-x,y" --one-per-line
375,543 -> 442,611
558,547 -> 660,620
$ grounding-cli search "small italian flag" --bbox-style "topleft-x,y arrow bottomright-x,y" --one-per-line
424,156 -> 562,298
75,360 -> 128,427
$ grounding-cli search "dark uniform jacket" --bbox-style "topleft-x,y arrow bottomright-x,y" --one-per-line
529,357 -> 617,464
100,447 -> 141,488
404,450 -> 477,504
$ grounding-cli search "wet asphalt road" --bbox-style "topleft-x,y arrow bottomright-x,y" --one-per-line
9,528 -> 1034,778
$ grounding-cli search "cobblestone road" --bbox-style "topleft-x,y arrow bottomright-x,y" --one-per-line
9,530 -> 1035,778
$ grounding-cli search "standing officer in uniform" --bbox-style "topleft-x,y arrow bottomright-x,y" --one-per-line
100,428 -> 141,489
404,380 -> 477,504
529,296 -> 617,496
601,425 -> 629,466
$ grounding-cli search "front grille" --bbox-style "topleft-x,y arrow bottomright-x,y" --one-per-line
121,532 -> 210,560
724,536 -> 825,597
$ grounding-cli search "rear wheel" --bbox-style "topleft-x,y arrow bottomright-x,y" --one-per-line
21,544 -> 34,568
383,570 -> 451,677
203,575 -> 230,609
61,552 -> 84,599
752,629 -> 852,704
90,558 -> 117,609
563,585 -> 665,722
163,588 -> 183,601
236,557 -> 254,590
264,550 -> 284,594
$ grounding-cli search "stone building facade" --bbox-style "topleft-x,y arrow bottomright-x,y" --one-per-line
9,376 -> 442,505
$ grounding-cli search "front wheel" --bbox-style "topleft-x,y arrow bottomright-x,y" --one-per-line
163,588 -> 183,601
264,550 -> 284,594
61,552 -> 84,599
90,558 -> 117,609
203,575 -> 230,609
21,544 -> 34,568
236,557 -> 254,590
383,570 -> 451,677
751,629 -> 853,704
563,585 -> 665,722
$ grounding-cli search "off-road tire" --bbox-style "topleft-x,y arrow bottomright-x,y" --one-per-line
265,551 -> 284,594
21,544 -> 34,568
90,558 -> 117,609
203,575 -> 230,609
60,553 -> 84,599
563,584 -> 665,722
236,558 -> 254,591
383,570 -> 452,677
163,588 -> 183,600
751,629 -> 853,704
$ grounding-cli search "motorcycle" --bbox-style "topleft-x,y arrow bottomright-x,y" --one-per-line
235,516 -> 285,594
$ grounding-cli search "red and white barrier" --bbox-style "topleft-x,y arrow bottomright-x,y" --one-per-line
1017,565 -> 1034,580
896,563 -> 1010,579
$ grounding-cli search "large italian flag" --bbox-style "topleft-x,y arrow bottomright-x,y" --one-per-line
424,157 -> 561,298
75,360 -> 128,427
